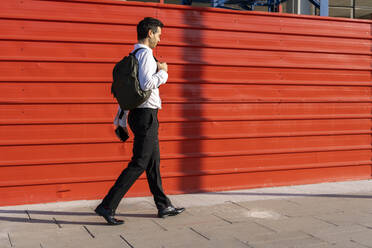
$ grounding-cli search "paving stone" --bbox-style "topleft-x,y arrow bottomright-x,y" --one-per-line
2,208 -> 90,233
191,220 -> 275,243
189,201 -> 287,224
153,210 -> 224,230
291,196 -> 372,217
183,202 -> 256,226
306,229 -> 372,247
239,195 -> 371,219
299,242 -> 336,247
219,208 -> 286,223
0,209 -> 33,233
123,228 -> 210,248
115,199 -> 156,212
0,232 -> 10,248
39,231 -> 126,248
282,198 -> 347,217
250,237 -> 325,248
88,216 -> 165,236
27,207 -> 107,230
254,216 -> 335,233
0,209 -> 29,219
300,242 -> 368,248
303,242 -> 370,248
42,233 -> 129,248
239,197 -> 341,219
170,193 -> 225,208
243,231 -> 325,248
116,208 -> 158,221
171,237 -> 251,248
237,198 -> 300,210
304,225 -> 372,247
185,203 -> 230,216
8,226 -> 90,248
306,224 -> 368,236
314,211 -> 372,227
326,240 -> 371,248
0,219 -> 60,235
235,198 -> 308,219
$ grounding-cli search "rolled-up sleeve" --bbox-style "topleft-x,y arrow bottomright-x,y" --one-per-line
137,50 -> 168,91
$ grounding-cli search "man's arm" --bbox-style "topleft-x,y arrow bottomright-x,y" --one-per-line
137,50 -> 168,91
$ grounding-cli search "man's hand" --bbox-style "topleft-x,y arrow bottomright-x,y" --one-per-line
115,126 -> 129,142
157,62 -> 168,72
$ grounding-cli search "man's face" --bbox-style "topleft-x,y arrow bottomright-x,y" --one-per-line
148,26 -> 162,49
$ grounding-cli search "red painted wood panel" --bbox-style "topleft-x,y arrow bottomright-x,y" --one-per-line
0,0 -> 371,206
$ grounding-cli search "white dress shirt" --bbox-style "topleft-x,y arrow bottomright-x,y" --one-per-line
114,43 -> 168,127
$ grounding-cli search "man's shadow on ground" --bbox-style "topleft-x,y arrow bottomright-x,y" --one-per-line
0,210 -> 157,226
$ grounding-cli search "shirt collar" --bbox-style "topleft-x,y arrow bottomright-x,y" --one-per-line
134,43 -> 152,51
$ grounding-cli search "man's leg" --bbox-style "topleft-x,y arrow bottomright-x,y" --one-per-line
99,109 -> 154,213
146,137 -> 171,210
145,111 -> 185,218
101,157 -> 147,212
96,159 -> 146,225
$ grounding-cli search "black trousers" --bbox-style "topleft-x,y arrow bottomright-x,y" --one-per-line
101,108 -> 171,212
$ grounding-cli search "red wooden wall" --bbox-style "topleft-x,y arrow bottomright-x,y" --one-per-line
0,0 -> 371,206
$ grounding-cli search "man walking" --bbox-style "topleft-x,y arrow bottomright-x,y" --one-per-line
95,17 -> 185,225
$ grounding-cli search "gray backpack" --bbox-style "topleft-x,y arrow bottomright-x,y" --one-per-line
111,48 -> 151,110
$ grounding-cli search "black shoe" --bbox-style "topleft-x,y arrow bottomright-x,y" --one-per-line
95,204 -> 124,225
158,206 -> 185,218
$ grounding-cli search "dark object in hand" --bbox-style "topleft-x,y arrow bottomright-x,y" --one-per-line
115,126 -> 129,142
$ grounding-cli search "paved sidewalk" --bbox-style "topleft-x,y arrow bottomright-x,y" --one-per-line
1,180 -> 372,248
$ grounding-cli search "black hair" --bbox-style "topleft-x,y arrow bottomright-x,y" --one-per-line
137,17 -> 164,41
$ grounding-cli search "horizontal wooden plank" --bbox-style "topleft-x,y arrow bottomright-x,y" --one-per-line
159,103 -> 372,122
0,82 -> 111,104
1,19 -> 370,55
0,19 -> 137,44
1,82 -> 371,104
162,27 -> 371,54
0,41 -> 370,70
0,119 -> 370,146
161,165 -> 371,194
161,150 -> 372,176
0,0 -> 157,26
0,134 -> 370,166
0,41 -> 129,63
162,84 -> 372,103
0,102 -> 371,125
0,61 -> 112,82
159,46 -> 371,70
0,150 -> 370,187
1,62 -> 371,86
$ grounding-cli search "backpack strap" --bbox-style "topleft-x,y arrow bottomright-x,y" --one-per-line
131,47 -> 157,61
131,47 -> 145,56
